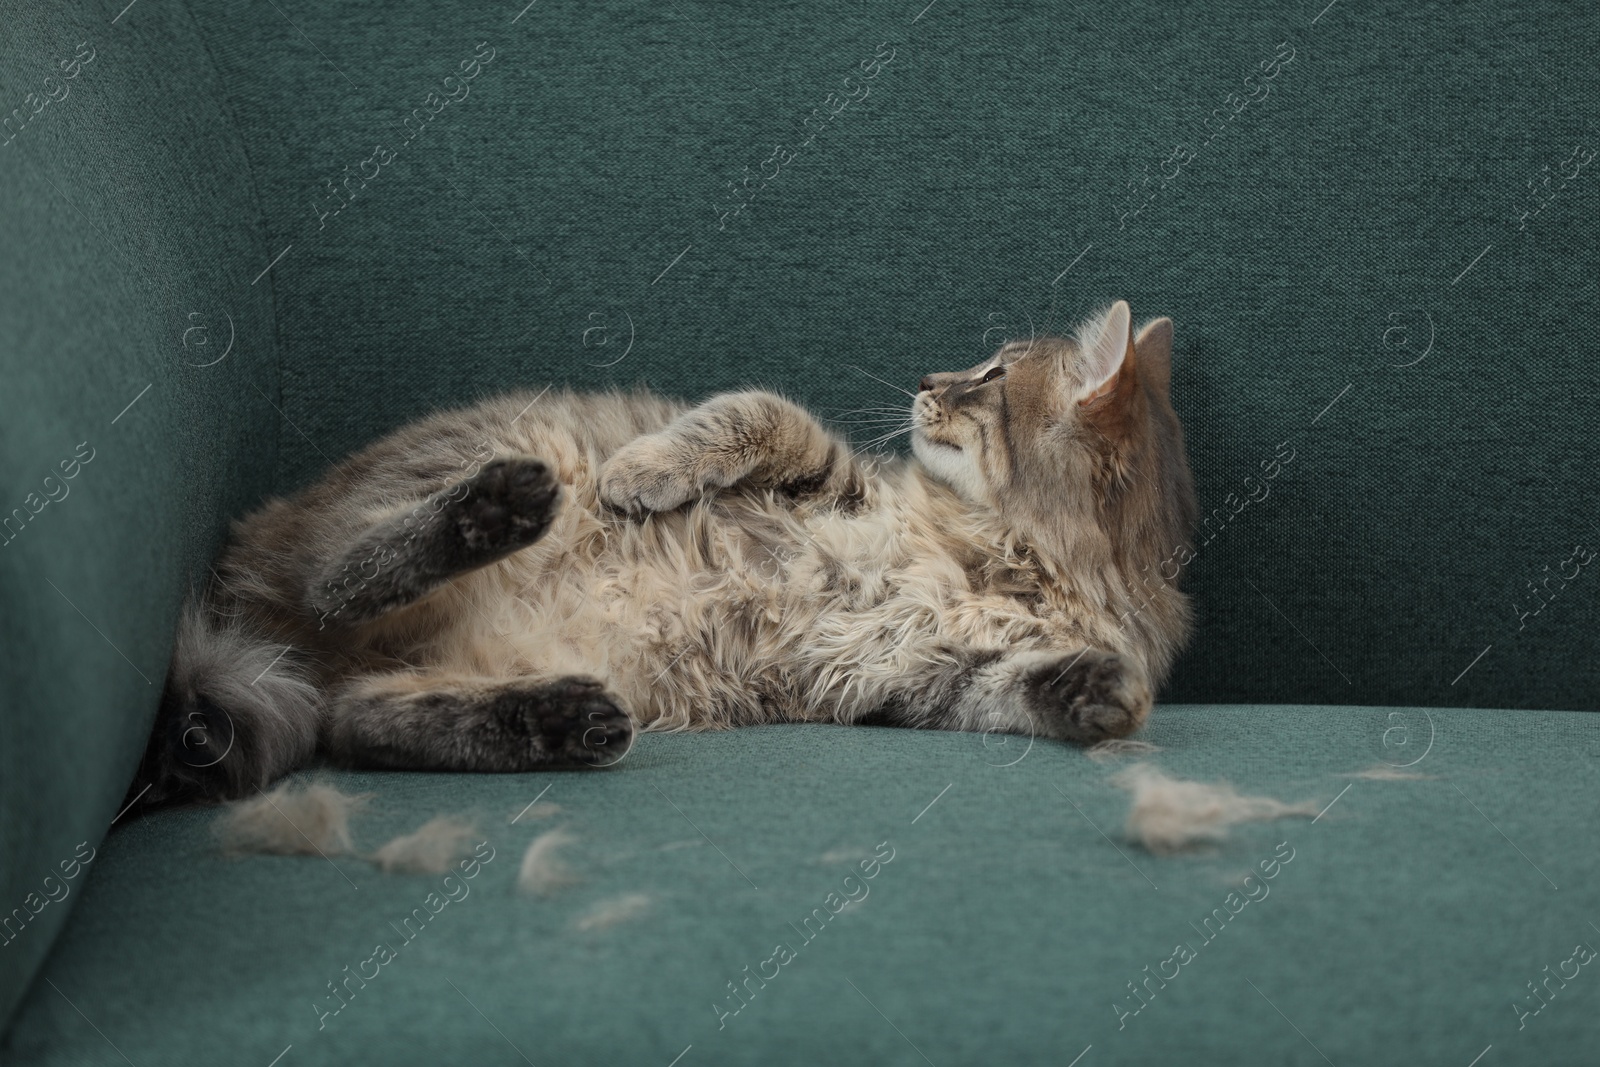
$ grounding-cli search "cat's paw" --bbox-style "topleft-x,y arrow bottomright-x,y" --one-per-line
597,439 -> 699,516
1024,649 -> 1152,743
454,457 -> 562,552
493,676 -> 635,768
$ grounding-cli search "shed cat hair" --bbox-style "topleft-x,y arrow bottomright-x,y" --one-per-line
128,301 -> 1197,807
1111,765 -> 1320,853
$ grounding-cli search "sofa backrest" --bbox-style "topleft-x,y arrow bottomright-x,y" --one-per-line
194,0 -> 1599,711
0,0 -> 278,1030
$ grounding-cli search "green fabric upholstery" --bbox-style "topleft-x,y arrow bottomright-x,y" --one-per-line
191,0 -> 1600,712
6,709 -> 1598,1065
0,0 -> 278,1031
3,0 -> 1598,1058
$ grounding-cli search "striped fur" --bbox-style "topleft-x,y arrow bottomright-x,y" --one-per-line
129,302 -> 1196,807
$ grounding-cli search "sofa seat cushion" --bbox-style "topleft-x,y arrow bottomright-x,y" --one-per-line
4,705 -> 1594,1065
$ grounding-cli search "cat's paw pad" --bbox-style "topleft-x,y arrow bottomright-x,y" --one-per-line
508,676 -> 635,768
1026,650 -> 1152,743
597,441 -> 697,516
456,458 -> 561,551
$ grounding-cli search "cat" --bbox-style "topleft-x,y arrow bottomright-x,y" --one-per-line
129,300 -> 1197,808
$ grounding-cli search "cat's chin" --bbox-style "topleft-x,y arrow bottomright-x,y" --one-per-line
912,429 -> 984,501
910,423 -> 959,451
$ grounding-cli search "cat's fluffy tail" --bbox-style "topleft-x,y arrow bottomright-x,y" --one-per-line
126,601 -> 322,811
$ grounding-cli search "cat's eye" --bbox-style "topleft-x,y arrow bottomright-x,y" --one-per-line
979,365 -> 1006,384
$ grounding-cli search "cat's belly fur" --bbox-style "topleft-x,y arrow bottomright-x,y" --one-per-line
408,475 -> 1057,732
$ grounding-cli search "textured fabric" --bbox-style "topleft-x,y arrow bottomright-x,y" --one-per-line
0,0 -> 279,1032
4,709 -> 1597,1065
188,0 -> 1600,712
4,0 -> 1598,1051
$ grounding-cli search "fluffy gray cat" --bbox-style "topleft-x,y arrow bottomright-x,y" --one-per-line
131,301 -> 1196,807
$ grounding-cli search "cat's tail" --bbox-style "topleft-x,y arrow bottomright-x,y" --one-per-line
125,600 -> 322,812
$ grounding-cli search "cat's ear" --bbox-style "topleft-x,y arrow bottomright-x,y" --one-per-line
1134,317 -> 1173,396
1077,300 -> 1135,405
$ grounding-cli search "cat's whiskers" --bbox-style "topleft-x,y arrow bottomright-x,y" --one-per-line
829,416 -> 916,427
823,404 -> 910,416
857,425 -> 916,451
825,414 -> 912,423
847,365 -> 918,399
829,401 -> 917,441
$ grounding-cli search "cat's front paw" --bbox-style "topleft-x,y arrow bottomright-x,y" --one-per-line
598,439 -> 698,516
1025,649 -> 1152,743
492,676 -> 635,768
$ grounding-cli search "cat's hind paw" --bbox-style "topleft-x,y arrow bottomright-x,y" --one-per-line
454,457 -> 562,553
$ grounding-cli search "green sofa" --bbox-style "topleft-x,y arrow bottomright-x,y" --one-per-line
3,1 -> 1596,1062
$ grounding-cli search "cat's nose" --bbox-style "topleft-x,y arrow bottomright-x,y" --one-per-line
918,375 -> 937,393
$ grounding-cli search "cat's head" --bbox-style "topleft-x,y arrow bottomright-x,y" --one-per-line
910,300 -> 1196,571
